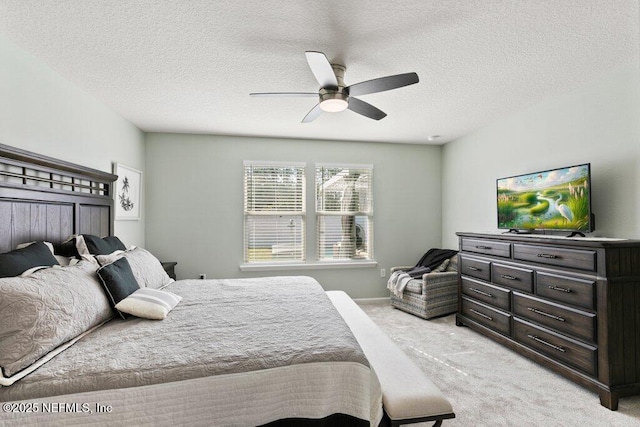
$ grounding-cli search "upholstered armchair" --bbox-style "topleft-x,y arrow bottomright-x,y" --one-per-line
389,254 -> 459,319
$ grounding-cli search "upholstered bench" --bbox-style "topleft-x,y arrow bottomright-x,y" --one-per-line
328,291 -> 455,426
389,255 -> 459,319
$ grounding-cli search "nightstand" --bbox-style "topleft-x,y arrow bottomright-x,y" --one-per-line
161,262 -> 177,280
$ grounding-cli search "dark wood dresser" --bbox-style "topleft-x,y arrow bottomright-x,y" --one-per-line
455,232 -> 640,410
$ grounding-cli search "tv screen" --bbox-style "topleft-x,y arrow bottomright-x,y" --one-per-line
497,163 -> 592,233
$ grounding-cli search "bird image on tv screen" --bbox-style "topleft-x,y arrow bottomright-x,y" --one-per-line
497,164 -> 592,232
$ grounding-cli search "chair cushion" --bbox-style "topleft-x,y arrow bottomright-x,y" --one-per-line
433,259 -> 450,272
445,255 -> 458,272
404,279 -> 423,295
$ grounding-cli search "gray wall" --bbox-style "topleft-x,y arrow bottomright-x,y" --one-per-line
441,65 -> 640,249
145,133 -> 444,298
0,35 -> 146,247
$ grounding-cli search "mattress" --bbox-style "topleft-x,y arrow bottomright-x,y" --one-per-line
0,276 -> 383,426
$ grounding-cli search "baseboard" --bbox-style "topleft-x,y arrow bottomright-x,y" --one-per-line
353,297 -> 390,305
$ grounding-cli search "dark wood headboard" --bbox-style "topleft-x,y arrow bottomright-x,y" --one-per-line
0,143 -> 117,253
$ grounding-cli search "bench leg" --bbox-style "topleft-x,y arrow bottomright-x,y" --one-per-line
390,420 -> 443,427
384,411 -> 454,427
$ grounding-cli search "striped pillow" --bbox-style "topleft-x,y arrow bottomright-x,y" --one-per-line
115,288 -> 182,320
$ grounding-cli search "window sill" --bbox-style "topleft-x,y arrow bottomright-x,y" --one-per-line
239,260 -> 378,272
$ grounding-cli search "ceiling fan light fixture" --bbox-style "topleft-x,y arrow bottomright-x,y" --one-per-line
320,98 -> 348,112
319,89 -> 348,113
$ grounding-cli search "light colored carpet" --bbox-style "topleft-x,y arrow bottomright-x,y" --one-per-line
358,301 -> 640,427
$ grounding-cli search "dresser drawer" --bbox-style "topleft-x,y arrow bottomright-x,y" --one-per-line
461,297 -> 511,335
492,263 -> 533,293
514,318 -> 597,376
461,238 -> 511,258
536,272 -> 596,310
461,277 -> 510,310
460,256 -> 491,282
513,244 -> 596,271
513,292 -> 596,343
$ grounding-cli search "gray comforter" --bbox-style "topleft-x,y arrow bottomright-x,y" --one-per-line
0,276 -> 369,402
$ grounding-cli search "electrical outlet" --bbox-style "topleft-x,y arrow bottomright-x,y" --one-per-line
199,273 -> 207,280
380,268 -> 386,278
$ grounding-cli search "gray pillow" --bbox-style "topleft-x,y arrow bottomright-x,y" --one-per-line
96,247 -> 173,290
0,261 -> 112,381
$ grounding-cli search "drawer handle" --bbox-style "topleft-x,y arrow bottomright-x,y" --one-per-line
500,274 -> 518,281
467,266 -> 481,271
548,285 -> 572,293
469,288 -> 493,298
527,307 -> 566,322
527,334 -> 566,353
475,245 -> 492,250
537,253 -> 559,259
469,308 -> 493,321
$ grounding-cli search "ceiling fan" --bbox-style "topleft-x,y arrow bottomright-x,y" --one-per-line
250,51 -> 419,122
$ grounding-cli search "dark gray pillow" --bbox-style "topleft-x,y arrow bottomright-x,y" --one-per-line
84,235 -> 126,255
59,235 -> 127,257
97,257 -> 140,319
0,242 -> 59,278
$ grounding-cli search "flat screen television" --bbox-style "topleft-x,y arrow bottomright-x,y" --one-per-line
497,163 -> 593,234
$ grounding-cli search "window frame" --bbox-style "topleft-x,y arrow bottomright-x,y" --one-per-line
315,163 -> 374,262
242,160 -> 306,264
240,161 -> 377,271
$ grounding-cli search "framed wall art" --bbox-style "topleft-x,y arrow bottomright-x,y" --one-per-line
113,163 -> 142,220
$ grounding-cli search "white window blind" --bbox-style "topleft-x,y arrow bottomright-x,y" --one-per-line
243,162 -> 306,263
315,164 -> 373,261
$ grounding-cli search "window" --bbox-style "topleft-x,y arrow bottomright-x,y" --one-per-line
243,162 -> 305,263
316,164 -> 373,261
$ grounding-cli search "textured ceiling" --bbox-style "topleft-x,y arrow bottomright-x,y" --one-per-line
0,1 -> 637,144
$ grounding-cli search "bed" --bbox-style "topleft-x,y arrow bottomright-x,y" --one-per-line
0,144 -> 383,426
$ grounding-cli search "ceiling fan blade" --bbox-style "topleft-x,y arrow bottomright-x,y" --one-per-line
305,51 -> 338,89
347,97 -> 387,120
250,92 -> 318,97
347,72 -> 419,97
302,103 -> 324,123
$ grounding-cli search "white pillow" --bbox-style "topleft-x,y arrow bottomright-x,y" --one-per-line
115,288 -> 182,320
